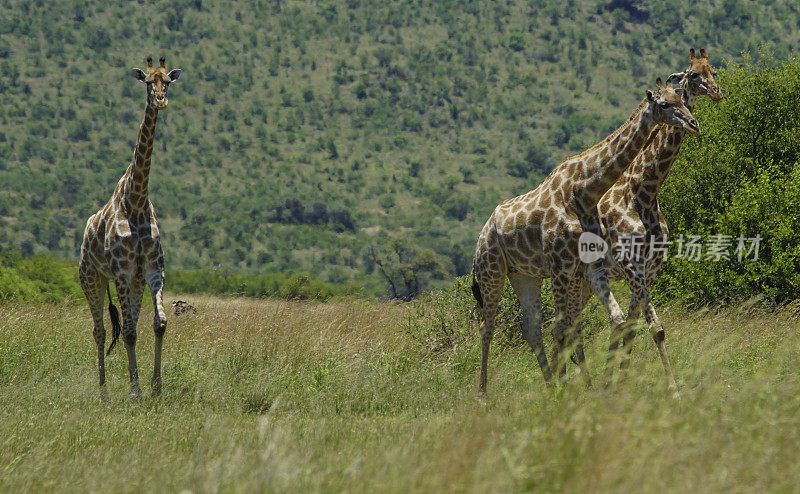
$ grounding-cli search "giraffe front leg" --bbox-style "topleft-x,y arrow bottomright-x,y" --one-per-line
569,278 -> 594,387
643,300 -> 679,396
619,260 -> 648,372
549,274 -> 577,383
584,262 -> 625,386
115,277 -> 144,400
619,294 -> 643,372
146,268 -> 167,396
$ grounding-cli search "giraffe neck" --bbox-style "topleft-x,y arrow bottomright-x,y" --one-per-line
123,100 -> 159,211
575,98 -> 658,208
627,91 -> 698,200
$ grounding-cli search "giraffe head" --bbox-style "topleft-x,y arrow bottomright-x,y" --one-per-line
646,78 -> 700,135
131,57 -> 181,110
666,48 -> 723,102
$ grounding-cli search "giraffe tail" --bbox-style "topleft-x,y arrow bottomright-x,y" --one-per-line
471,268 -> 483,309
106,284 -> 122,355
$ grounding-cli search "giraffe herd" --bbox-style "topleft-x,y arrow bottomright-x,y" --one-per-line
79,50 -> 721,400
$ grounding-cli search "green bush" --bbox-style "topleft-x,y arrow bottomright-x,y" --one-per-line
0,250 -> 81,303
657,51 -> 800,306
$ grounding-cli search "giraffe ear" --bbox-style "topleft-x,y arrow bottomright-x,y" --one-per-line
666,71 -> 686,85
646,89 -> 655,102
167,69 -> 182,82
132,68 -> 147,81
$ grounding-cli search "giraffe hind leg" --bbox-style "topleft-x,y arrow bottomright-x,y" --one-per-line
474,262 -> 505,397
508,273 -> 552,385
80,266 -> 108,399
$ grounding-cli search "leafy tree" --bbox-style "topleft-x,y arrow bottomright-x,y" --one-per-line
367,239 -> 447,301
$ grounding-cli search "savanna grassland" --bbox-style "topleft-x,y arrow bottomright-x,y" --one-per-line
2,292 -> 800,492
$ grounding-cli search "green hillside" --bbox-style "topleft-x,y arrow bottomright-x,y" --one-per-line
0,0 -> 798,295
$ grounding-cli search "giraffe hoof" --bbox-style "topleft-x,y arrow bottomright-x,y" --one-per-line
151,378 -> 162,397
475,391 -> 487,404
129,386 -> 143,402
99,386 -> 108,403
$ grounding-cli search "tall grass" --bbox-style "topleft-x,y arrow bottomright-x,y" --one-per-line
1,293 -> 799,492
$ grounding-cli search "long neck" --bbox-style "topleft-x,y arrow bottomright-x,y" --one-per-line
575,99 -> 657,208
124,100 -> 159,210
636,91 -> 697,193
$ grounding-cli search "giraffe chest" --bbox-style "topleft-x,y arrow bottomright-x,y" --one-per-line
102,210 -> 163,271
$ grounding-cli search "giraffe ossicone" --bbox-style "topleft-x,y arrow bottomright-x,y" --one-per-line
79,56 -> 181,400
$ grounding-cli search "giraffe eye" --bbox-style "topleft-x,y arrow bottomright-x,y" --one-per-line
659,102 -> 669,109
690,72 -> 699,78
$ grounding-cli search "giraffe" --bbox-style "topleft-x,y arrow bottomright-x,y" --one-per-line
472,79 -> 699,395
570,49 -> 722,386
79,57 -> 181,399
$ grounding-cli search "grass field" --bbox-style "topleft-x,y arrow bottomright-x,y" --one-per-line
1,294 -> 799,492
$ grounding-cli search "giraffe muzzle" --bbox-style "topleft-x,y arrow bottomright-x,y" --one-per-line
685,117 -> 700,135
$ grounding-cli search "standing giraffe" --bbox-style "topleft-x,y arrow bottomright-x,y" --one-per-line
472,80 -> 699,395
571,49 -> 722,384
79,57 -> 181,399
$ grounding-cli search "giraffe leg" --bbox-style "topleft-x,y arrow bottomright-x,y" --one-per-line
79,265 -> 108,400
643,266 -> 678,393
145,267 -> 167,396
114,276 -> 144,400
508,273 -> 552,385
584,262 -> 625,384
618,260 -> 647,372
567,278 -> 594,387
549,274 -> 577,382
476,280 -> 502,397
619,294 -> 643,372
472,251 -> 506,398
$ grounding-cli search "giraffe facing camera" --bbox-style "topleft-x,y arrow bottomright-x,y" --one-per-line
79,56 -> 182,401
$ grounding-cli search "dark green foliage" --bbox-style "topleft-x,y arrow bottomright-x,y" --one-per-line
366,238 -> 448,301
657,51 -> 800,306
0,249 -> 82,302
0,0 -> 798,298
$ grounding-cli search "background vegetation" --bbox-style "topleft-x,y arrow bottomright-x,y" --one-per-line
2,0 -> 800,297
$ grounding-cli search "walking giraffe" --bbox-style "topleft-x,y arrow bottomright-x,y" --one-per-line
79,57 -> 181,399
571,49 -> 722,384
472,79 -> 699,395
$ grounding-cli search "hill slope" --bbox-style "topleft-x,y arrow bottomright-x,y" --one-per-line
0,0 -> 798,293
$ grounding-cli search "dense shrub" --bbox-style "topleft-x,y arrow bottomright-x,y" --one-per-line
657,52 -> 800,305
0,250 -> 82,302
